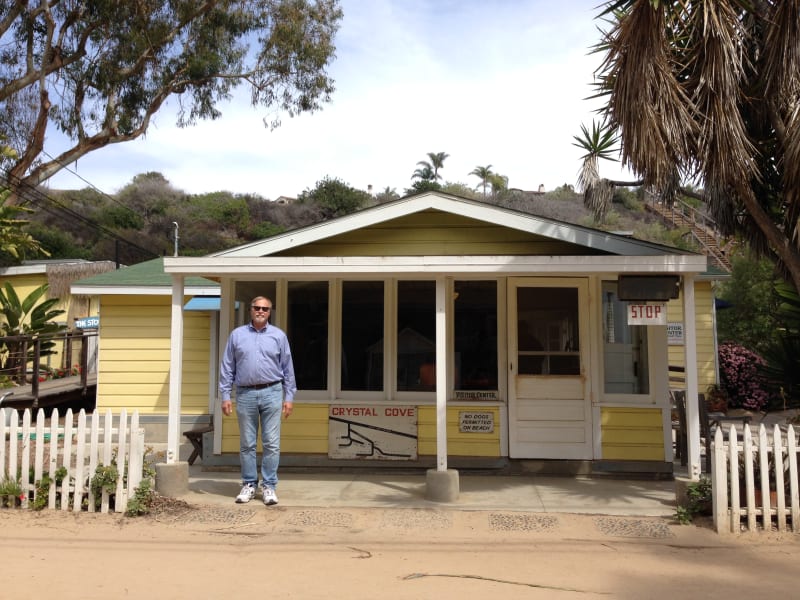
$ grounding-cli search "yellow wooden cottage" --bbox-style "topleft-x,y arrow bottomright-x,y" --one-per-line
73,192 -> 720,498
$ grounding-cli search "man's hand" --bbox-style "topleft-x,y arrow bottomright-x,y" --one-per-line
283,401 -> 293,419
221,400 -> 233,417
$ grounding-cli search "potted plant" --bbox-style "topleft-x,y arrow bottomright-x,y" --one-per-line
705,384 -> 728,413
737,449 -> 789,508
0,476 -> 24,508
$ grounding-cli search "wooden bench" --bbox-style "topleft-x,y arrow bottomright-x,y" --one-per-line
183,420 -> 214,465
672,390 -> 712,473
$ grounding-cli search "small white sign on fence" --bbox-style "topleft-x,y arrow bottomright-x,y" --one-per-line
0,407 -> 145,513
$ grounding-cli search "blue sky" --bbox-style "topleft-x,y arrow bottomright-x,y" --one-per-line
47,1 -> 631,199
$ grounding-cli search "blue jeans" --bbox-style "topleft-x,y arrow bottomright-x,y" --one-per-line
235,384 -> 283,488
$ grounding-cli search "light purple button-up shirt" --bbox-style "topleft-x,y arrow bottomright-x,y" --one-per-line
219,322 -> 297,402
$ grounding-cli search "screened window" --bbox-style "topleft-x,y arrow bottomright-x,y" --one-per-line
341,281 -> 384,391
397,280 -> 435,391
517,287 -> 580,375
454,281 -> 498,390
287,281 -> 328,390
603,281 -> 649,394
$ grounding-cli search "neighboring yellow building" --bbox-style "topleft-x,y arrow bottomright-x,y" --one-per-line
0,259 -> 114,379
70,258 -> 220,439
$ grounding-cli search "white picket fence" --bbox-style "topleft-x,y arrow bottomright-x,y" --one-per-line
712,423 -> 800,534
0,407 -> 145,513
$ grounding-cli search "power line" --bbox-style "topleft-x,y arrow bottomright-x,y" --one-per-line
1,171 -> 160,262
41,150 -> 144,220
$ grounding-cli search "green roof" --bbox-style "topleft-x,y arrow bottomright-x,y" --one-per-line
72,258 -> 218,289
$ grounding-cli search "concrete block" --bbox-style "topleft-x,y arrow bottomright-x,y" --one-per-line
425,468 -> 459,502
674,476 -> 691,508
155,461 -> 189,497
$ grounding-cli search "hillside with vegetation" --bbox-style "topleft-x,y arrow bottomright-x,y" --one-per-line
5,172 -> 698,268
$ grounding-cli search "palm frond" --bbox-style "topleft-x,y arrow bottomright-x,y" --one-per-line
583,178 -> 615,223
597,0 -> 696,189
572,120 -> 619,161
686,0 -> 757,197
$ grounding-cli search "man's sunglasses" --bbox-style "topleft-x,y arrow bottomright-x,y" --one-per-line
251,306 -> 272,312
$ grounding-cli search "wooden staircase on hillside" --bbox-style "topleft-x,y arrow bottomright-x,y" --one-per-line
644,196 -> 732,272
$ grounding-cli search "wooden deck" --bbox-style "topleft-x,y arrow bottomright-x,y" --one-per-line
1,373 -> 97,413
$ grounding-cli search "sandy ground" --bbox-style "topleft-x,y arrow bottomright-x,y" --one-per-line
2,499 -> 799,600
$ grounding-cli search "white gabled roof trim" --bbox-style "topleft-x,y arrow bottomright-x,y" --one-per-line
70,284 -> 220,296
211,192 -> 684,258
165,255 -> 707,276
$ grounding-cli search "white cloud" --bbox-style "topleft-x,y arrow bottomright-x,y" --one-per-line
46,0 -> 634,199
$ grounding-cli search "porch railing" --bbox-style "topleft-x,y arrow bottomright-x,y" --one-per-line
0,331 -> 96,397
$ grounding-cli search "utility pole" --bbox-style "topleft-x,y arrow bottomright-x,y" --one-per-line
172,222 -> 179,257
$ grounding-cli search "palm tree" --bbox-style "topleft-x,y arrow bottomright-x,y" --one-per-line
488,173 -> 509,199
412,164 -> 435,182
469,165 -> 493,198
415,151 -> 449,182
590,1 -> 800,294
427,151 -> 449,180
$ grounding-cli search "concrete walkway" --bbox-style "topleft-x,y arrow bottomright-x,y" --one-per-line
164,409 -> 800,521
181,464 -> 679,517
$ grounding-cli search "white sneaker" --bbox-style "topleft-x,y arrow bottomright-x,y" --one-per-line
262,485 -> 278,506
235,484 -> 256,504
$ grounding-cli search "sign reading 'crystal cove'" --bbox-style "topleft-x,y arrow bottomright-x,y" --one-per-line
328,405 -> 417,460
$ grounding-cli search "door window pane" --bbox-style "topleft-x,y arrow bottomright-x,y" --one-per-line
397,281 -> 435,391
288,281 -> 328,390
603,282 -> 649,394
454,281 -> 497,390
342,281 -> 384,391
517,287 -> 580,375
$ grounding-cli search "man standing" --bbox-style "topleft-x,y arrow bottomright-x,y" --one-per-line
219,296 -> 296,505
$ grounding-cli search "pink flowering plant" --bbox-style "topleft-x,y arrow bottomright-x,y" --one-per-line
718,341 -> 771,411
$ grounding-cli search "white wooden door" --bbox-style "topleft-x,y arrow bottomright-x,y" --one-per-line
508,278 -> 592,459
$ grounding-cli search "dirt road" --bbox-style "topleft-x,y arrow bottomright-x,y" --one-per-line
2,501 -> 798,599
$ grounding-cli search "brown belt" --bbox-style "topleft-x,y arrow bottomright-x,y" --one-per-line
239,381 -> 281,390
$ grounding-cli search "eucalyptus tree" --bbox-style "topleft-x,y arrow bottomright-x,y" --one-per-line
0,0 -> 343,201
587,0 -> 800,294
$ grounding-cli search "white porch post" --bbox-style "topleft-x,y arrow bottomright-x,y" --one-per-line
426,276 -> 459,501
167,275 -> 185,464
155,274 -> 188,497
682,274 -> 701,480
214,278 -> 234,455
435,276 -> 447,471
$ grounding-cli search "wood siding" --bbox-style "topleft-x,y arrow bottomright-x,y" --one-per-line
220,404 -> 502,457
96,295 -> 211,414
418,406 -> 501,456
600,407 -> 665,461
666,281 -> 717,395
274,212 -> 607,257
